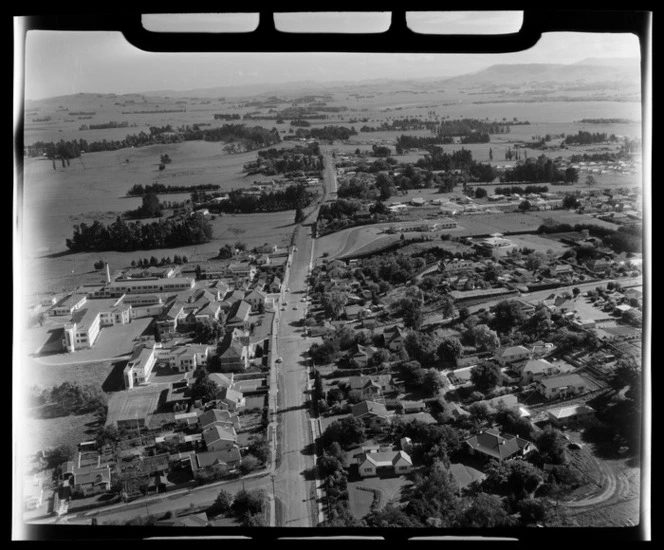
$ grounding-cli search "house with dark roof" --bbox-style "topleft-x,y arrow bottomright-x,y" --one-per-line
381,325 -> 407,351
216,331 -> 249,371
345,344 -> 378,368
226,300 -> 251,326
268,276 -> 282,294
193,447 -> 242,472
351,400 -> 393,430
198,408 -> 241,431
202,424 -> 238,452
535,373 -> 588,400
465,428 -> 535,462
156,512 -> 210,527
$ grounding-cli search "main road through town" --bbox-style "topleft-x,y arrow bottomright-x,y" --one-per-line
271,150 -> 337,526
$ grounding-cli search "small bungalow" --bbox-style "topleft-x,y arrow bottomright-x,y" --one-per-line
352,400 -> 393,430
357,450 -> 413,478
494,345 -> 531,366
518,359 -> 560,385
226,300 -> 251,325
381,325 -> 407,351
217,386 -> 246,412
198,408 -> 241,431
201,424 -> 238,452
535,373 -> 588,400
546,404 -> 596,428
345,344 -> 378,368
193,447 -> 242,472
348,375 -> 396,399
465,428 -> 536,462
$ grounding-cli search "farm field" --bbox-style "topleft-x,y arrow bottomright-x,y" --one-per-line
22,142 -> 262,253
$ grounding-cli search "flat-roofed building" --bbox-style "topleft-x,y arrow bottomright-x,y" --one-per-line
99,277 -> 195,297
155,343 -> 212,373
61,297 -> 132,352
51,293 -> 87,316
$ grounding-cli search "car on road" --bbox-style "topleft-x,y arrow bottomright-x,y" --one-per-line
293,306 -> 298,310
276,357 -> 283,363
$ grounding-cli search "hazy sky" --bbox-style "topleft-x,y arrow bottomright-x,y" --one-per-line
18,12 -> 641,101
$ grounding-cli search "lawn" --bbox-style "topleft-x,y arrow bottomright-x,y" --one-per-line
22,412 -> 100,459
347,474 -> 412,519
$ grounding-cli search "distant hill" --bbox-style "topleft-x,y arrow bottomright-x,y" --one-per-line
436,59 -> 640,89
25,58 -> 641,108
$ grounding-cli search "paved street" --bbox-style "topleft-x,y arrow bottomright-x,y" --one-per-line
271,152 -> 337,526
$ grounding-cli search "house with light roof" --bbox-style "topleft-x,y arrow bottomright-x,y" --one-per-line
494,345 -> 531,366
535,373 -> 588,400
546,404 -> 596,428
357,449 -> 413,478
123,343 -> 159,389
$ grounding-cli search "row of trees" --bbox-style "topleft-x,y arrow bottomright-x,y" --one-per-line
360,117 -> 439,133
208,184 -> 316,214
25,123 -> 281,159
563,130 -> 618,145
395,134 -> 454,154
29,382 -> 107,418
538,222 -> 642,254
493,184 -> 550,195
65,213 -> 213,252
243,144 -> 323,175
437,118 -> 511,137
502,155 -> 579,184
126,183 -> 219,197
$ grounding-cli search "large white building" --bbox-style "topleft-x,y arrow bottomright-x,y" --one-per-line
96,277 -> 195,297
123,343 -> 159,389
62,297 -> 132,352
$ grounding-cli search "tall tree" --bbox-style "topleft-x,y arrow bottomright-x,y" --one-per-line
470,362 -> 503,393
437,336 -> 463,366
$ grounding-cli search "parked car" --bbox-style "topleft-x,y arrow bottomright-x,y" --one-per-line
276,357 -> 283,363
293,306 -> 298,310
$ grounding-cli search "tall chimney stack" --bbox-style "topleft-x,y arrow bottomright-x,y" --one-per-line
105,263 -> 111,284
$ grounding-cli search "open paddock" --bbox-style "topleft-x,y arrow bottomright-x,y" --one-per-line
22,412 -> 100,460
22,356 -> 121,393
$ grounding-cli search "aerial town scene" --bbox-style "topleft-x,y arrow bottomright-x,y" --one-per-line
15,12 -> 649,539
